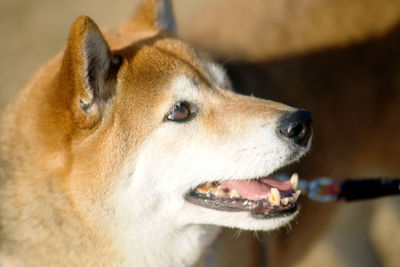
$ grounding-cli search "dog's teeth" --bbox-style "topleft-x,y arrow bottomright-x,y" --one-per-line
281,197 -> 290,206
288,190 -> 301,203
290,173 -> 299,190
293,190 -> 301,200
209,187 -> 217,195
269,188 -> 281,206
196,187 -> 209,194
229,189 -> 240,198
212,187 -> 225,197
195,182 -> 213,194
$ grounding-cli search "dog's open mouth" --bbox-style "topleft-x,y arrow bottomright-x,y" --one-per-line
185,173 -> 300,218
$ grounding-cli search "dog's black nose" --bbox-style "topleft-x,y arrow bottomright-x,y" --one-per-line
278,110 -> 312,146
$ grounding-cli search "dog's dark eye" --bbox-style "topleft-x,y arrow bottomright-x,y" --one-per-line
165,102 -> 195,122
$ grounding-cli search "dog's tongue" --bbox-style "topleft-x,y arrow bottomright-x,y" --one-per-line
220,177 -> 292,200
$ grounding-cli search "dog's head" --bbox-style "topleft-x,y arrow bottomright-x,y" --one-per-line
44,0 -> 311,249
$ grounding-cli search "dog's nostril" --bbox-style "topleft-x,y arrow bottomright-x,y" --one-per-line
278,110 -> 312,146
282,123 -> 304,138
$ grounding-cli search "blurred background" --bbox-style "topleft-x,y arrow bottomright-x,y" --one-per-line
1,0 -> 400,266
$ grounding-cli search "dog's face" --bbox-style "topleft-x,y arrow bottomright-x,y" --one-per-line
47,1 -> 311,255
114,41 -> 311,230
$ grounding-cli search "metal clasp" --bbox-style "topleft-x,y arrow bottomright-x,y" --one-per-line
274,174 -> 341,202
307,177 -> 339,202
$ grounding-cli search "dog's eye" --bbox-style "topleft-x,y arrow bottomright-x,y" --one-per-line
165,102 -> 195,122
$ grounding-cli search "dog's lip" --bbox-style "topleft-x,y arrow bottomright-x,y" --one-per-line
185,190 -> 299,218
184,174 -> 301,218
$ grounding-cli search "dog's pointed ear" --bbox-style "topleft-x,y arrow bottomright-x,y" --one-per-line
59,16 -> 122,128
123,0 -> 176,34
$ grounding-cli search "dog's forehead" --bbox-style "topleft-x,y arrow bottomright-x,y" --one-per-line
121,35 -> 205,72
115,33 -> 226,92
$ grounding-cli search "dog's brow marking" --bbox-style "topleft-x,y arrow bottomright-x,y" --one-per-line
172,76 -> 202,101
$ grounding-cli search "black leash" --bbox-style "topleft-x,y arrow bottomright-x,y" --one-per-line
276,174 -> 400,202
299,177 -> 400,202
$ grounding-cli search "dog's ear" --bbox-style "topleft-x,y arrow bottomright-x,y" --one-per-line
58,16 -> 121,128
122,0 -> 176,34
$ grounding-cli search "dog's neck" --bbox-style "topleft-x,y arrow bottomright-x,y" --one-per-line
0,173 -> 220,266
116,222 -> 220,266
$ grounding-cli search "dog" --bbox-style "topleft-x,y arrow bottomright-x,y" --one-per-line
0,0 -> 312,266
